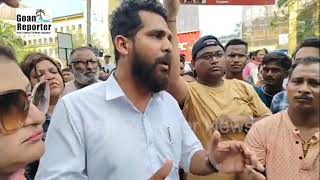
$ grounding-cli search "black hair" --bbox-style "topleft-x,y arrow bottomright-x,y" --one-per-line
289,56 -> 320,79
110,0 -> 167,63
0,45 -> 17,62
180,54 -> 186,64
292,38 -> 320,59
62,68 -> 71,73
225,39 -> 248,52
256,48 -> 268,55
262,52 -> 292,71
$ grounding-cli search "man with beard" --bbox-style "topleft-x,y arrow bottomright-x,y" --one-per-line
62,47 -> 99,95
225,39 -> 249,81
35,0 -> 264,179
243,56 -> 320,180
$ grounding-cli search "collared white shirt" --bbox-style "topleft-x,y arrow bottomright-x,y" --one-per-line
35,74 -> 203,180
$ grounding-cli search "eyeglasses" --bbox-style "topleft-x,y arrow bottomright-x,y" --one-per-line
227,53 -> 247,58
0,81 -> 50,134
196,53 -> 225,61
70,59 -> 98,67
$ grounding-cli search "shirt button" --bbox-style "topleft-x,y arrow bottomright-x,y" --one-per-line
299,156 -> 303,160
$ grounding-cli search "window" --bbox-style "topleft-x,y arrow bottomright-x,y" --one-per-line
49,49 -> 53,55
28,40 -> 32,45
72,25 -> 75,30
38,39 -> 42,45
49,37 -> 53,43
33,39 -> 37,45
78,24 -> 82,30
44,38 -> 47,44
60,27 -> 64,32
43,49 -> 48,55
66,26 -> 69,32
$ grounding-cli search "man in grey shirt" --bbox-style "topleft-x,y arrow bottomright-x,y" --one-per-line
35,0 -> 264,179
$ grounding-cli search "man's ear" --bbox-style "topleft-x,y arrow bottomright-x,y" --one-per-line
114,35 -> 130,58
191,59 -> 196,71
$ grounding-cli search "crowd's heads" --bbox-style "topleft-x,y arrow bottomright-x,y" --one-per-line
287,56 -> 320,113
69,47 -> 99,86
293,38 -> 320,61
192,35 -> 225,82
61,68 -> 74,83
104,54 -> 111,64
20,52 -> 64,100
225,39 -> 248,75
110,0 -> 167,64
110,0 -> 173,93
261,52 -> 291,87
0,0 -> 20,7
180,54 -> 186,75
255,49 -> 267,63
0,45 -> 45,175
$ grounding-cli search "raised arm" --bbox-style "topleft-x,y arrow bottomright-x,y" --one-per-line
164,0 -> 188,106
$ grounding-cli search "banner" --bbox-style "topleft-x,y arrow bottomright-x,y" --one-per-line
178,31 -> 200,62
180,0 -> 275,5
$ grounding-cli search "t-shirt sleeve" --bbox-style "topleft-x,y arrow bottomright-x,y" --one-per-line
244,123 -> 267,165
247,85 -> 272,117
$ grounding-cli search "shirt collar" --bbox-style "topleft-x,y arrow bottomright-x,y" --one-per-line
104,73 -> 164,101
284,111 -> 320,140
104,73 -> 126,101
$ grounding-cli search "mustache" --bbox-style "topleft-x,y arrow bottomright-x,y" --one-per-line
295,94 -> 312,100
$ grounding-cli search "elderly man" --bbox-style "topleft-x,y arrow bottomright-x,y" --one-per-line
62,47 -> 99,95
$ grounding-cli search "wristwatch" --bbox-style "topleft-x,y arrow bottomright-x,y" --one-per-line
207,156 -> 219,173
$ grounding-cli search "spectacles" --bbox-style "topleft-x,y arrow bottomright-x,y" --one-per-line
227,53 -> 247,58
0,81 -> 50,134
70,59 -> 98,67
196,53 -> 225,61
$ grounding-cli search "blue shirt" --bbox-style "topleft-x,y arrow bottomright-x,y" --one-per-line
270,91 -> 288,114
35,74 -> 203,180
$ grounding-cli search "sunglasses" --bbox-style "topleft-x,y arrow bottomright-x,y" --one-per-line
0,81 -> 50,134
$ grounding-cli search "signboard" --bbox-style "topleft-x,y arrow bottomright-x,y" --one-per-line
57,32 -> 73,66
178,31 -> 200,61
180,0 -> 275,5
16,8 -> 52,35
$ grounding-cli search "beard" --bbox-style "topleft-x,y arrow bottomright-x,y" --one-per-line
131,48 -> 171,93
74,69 -> 98,86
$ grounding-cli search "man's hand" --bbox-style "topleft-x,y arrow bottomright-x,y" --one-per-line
1,0 -> 20,7
207,131 -> 264,173
163,0 -> 180,20
149,160 -> 173,180
238,166 -> 266,180
216,115 -> 253,134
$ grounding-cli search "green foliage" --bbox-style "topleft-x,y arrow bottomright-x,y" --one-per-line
272,0 -> 319,43
0,21 -> 32,62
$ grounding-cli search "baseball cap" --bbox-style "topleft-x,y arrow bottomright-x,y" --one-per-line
192,35 -> 224,60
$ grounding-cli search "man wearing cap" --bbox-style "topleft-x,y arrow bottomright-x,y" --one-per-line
166,1 -> 271,179
103,54 -> 116,74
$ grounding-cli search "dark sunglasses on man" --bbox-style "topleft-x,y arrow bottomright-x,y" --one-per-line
0,81 -> 50,134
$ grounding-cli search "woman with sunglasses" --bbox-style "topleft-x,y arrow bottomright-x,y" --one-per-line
0,46 -> 47,180
20,53 -> 64,179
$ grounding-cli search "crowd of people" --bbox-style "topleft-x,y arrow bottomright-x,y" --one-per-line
0,0 -> 319,180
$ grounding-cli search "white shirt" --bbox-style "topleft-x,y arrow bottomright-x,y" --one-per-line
35,74 -> 203,180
